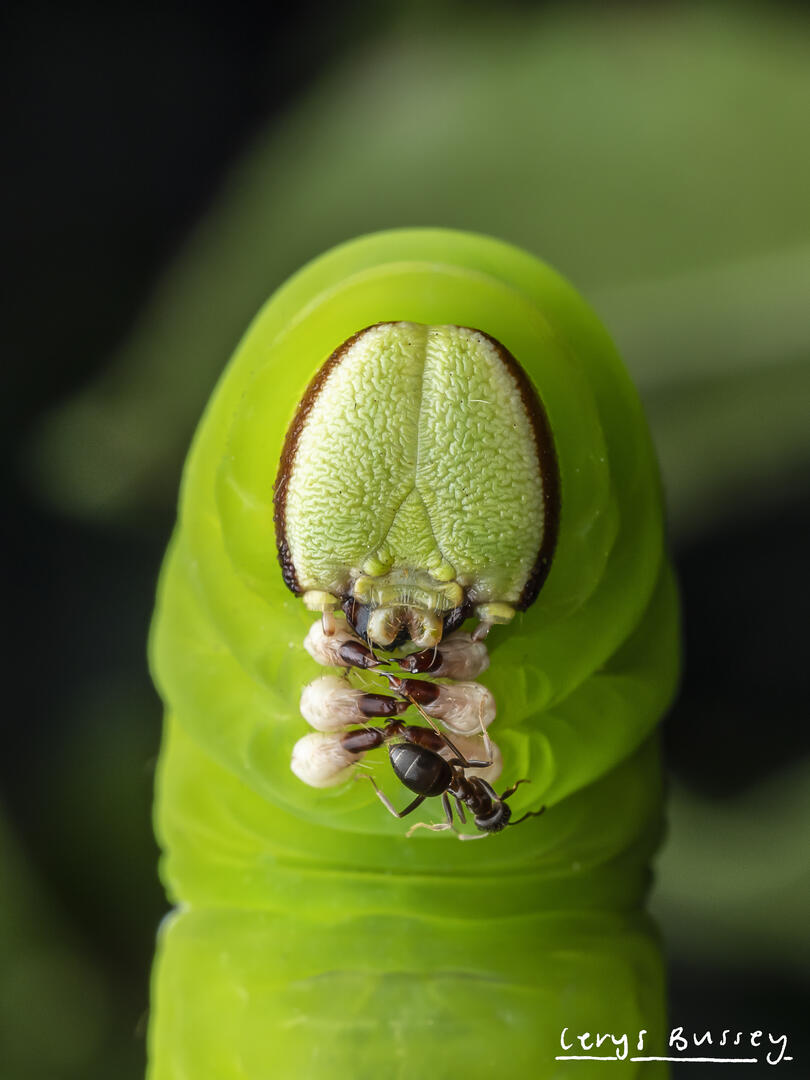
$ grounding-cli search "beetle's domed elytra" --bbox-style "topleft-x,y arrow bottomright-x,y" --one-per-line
273,321 -> 559,647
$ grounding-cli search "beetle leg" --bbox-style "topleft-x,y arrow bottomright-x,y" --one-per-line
301,590 -> 340,634
472,602 -> 516,642
300,675 -> 407,731
399,631 -> 490,680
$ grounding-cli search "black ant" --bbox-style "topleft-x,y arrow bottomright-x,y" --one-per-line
341,719 -> 545,839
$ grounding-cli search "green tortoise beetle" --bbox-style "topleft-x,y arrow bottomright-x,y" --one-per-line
274,320 -> 560,826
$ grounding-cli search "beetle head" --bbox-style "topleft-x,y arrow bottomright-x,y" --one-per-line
343,593 -> 471,651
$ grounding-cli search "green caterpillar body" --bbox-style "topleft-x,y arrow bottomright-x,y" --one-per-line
149,229 -> 679,1078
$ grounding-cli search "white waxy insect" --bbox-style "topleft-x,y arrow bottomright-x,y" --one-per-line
299,675 -> 408,731
299,676 -> 369,731
290,732 -> 363,788
399,631 -> 490,681
275,322 -> 559,830
409,680 -> 497,735
303,620 -> 366,668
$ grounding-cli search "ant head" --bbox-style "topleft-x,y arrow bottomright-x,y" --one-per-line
473,800 -> 511,833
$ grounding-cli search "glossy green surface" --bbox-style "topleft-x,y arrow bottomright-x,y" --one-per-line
149,229 -> 679,1078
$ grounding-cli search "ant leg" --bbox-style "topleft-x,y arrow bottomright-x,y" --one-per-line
361,775 -> 425,819
399,721 -> 493,772
501,777 -> 531,801
407,795 -> 488,840
407,810 -> 487,841
406,821 -> 453,837
405,792 -> 458,839
400,722 -> 483,768
446,756 -> 492,769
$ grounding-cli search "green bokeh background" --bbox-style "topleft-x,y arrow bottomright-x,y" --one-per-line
3,1 -> 808,1077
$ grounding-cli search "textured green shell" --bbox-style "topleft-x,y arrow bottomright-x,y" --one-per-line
275,322 -> 558,614
149,229 -> 679,1078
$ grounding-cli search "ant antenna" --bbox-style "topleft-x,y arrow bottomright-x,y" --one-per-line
401,692 -> 473,763
508,806 -> 546,827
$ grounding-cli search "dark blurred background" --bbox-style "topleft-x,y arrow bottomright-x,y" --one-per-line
2,1 -> 809,1077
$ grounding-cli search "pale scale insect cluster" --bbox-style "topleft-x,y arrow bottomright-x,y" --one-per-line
290,617 -> 500,793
